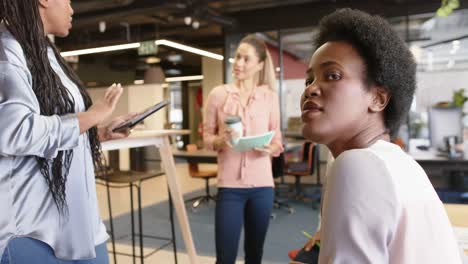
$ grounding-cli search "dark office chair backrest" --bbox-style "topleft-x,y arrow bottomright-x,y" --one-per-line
302,142 -> 313,162
301,142 -> 320,175
272,152 -> 285,178
284,142 -> 322,204
284,142 -> 320,176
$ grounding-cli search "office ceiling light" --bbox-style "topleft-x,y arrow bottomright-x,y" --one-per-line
136,76 -> 203,84
165,69 -> 182,75
99,21 -> 106,33
165,75 -> 204,82
184,16 -> 192,25
134,80 -> 169,88
155,39 -> 223,60
145,56 -> 161,64
192,20 -> 200,29
167,54 -> 183,62
61,42 -> 141,57
60,40 -> 223,61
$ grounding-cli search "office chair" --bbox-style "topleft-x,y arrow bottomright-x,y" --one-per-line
272,152 -> 294,215
184,144 -> 217,210
285,142 -> 321,208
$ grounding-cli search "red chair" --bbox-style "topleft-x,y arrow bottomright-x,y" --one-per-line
288,248 -> 301,260
184,144 -> 217,210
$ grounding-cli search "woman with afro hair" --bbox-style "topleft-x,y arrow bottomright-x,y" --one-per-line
300,8 -> 462,263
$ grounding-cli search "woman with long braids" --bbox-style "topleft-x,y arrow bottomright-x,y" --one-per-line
0,1 -> 136,263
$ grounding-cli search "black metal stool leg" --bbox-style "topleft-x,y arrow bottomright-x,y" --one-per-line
295,176 -> 301,197
137,184 -> 144,264
168,186 -> 178,264
106,181 -> 117,264
130,183 -> 136,264
97,171 -> 174,263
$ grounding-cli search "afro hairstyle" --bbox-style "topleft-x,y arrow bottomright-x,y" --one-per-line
314,8 -> 417,137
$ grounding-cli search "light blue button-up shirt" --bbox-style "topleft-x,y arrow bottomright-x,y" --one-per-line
0,24 -> 108,260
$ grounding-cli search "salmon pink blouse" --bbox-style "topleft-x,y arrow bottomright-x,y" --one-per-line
203,84 -> 283,188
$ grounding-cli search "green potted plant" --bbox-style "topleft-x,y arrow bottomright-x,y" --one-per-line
452,88 -> 468,109
452,89 -> 468,137
437,0 -> 460,17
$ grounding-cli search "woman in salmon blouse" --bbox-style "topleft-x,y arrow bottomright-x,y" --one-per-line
203,34 -> 283,264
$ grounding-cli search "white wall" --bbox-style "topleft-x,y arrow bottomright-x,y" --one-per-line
282,71 -> 468,123
202,56 -> 223,104
280,79 -> 305,132
415,70 -> 468,113
282,72 -> 468,112
87,84 -> 166,170
87,85 -> 130,119
125,84 -> 167,130
87,84 -> 167,129
282,79 -> 304,119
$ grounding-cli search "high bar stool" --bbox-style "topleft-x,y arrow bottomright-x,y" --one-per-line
96,168 -> 178,264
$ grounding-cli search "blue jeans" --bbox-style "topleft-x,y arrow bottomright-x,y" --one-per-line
215,187 -> 274,264
1,237 -> 109,264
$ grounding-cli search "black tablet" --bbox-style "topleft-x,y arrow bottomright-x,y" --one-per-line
294,245 -> 319,264
112,99 -> 170,132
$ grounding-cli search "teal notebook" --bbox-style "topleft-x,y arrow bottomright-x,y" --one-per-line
233,131 -> 275,152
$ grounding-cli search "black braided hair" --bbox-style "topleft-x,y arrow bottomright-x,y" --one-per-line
0,0 -> 106,214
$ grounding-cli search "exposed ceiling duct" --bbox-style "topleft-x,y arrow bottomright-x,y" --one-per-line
73,0 -> 136,14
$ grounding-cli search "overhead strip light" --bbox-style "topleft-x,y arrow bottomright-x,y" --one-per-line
133,75 -> 204,85
60,40 -> 223,61
155,39 -> 224,61
165,75 -> 204,82
61,42 -> 141,57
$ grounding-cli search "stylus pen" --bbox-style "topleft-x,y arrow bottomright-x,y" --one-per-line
302,231 -> 320,248
302,230 -> 313,239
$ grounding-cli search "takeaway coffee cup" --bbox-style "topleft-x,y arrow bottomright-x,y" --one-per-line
224,115 -> 243,145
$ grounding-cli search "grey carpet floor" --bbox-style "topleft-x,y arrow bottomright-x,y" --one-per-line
104,187 -> 320,264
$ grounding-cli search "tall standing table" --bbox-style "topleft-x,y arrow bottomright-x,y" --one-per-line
101,130 -> 198,264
